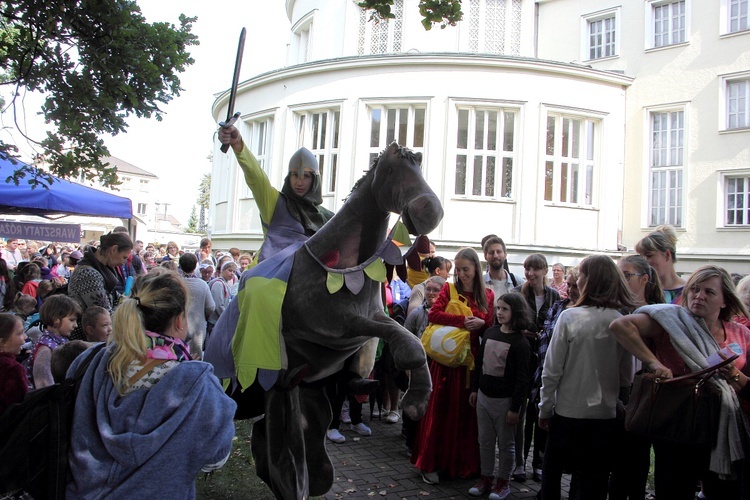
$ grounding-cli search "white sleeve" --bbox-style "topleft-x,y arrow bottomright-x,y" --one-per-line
538,313 -> 569,419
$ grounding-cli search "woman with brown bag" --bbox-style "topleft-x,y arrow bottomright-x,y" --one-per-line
610,265 -> 750,499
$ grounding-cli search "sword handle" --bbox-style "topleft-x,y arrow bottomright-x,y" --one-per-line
219,112 -> 241,153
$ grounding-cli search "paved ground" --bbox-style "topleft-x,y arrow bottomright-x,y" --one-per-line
323,409 -> 570,500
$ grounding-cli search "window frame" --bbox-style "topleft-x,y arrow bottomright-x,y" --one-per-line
291,10 -> 315,64
718,169 -> 750,227
721,72 -> 750,132
294,106 -> 342,195
239,116 -> 275,199
720,0 -> 750,35
542,109 -> 601,208
581,7 -> 620,62
451,102 -> 520,200
644,104 -> 688,228
645,0 -> 690,50
366,102 -> 427,167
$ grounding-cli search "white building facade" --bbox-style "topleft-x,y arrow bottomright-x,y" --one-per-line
209,0 -> 630,270
537,0 -> 750,273
210,0 -> 750,273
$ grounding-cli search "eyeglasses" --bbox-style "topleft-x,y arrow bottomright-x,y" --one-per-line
425,287 -> 442,294
623,272 -> 645,280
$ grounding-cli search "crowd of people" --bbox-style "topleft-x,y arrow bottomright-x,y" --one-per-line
1,123 -> 749,500
0,232 -> 252,497
399,226 -> 750,500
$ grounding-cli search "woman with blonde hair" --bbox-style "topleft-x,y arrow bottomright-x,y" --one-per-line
611,265 -> 750,498
66,271 -> 236,498
635,225 -> 686,304
161,241 -> 180,263
734,274 -> 750,327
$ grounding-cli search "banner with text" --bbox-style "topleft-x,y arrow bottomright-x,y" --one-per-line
0,220 -> 81,243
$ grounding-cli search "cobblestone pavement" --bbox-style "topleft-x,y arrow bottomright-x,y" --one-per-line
322,409 -> 571,500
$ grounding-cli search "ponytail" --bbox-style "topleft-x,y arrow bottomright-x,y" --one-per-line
108,272 -> 187,394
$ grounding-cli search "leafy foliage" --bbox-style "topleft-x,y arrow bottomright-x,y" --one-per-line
198,172 -> 210,233
358,0 -> 463,30
186,205 -> 198,233
0,0 -> 198,187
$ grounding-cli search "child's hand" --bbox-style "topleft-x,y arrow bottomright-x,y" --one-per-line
506,410 -> 519,426
469,391 -> 477,408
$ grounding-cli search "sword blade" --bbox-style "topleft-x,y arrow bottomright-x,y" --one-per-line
220,27 -> 246,153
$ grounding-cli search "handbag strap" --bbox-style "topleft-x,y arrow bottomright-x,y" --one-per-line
448,283 -> 469,305
128,358 -> 168,385
660,353 -> 739,384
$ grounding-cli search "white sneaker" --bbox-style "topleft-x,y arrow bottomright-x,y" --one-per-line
326,428 -> 346,443
350,422 -> 372,436
386,410 -> 400,423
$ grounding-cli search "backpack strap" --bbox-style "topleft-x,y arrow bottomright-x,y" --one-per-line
128,358 -> 168,385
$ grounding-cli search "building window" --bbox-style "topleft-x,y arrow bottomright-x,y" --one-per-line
649,0 -> 687,48
543,114 -> 598,206
296,109 -> 340,194
463,0 -> 522,56
358,0 -> 403,55
726,77 -> 750,130
139,179 -> 148,191
368,104 -> 426,167
724,175 -> 750,225
582,9 -> 619,60
649,109 -> 685,227
454,107 -> 517,198
239,118 -> 273,198
137,203 -> 147,215
292,11 -> 315,64
723,0 -> 750,33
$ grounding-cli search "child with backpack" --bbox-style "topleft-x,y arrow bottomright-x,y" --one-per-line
66,271 -> 235,498
0,313 -> 28,413
468,293 -> 533,500
30,295 -> 81,389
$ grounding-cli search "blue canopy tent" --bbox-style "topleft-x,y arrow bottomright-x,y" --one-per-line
0,153 -> 132,219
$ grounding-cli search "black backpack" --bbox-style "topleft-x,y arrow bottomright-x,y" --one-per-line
0,343 -> 104,499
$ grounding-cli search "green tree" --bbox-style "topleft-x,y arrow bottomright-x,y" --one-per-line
358,0 -> 463,29
186,205 -> 198,233
197,172 -> 210,234
0,0 -> 197,187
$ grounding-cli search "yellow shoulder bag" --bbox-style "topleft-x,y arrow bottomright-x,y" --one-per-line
420,283 -> 475,368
